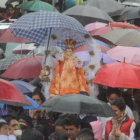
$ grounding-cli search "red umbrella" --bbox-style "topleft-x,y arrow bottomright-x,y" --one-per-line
106,22 -> 140,30
93,62 -> 140,89
0,29 -> 31,43
0,79 -> 32,106
1,56 -> 44,79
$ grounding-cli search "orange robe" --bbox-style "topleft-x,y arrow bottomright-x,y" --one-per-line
49,55 -> 89,97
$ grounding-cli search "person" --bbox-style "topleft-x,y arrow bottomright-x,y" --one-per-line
63,114 -> 81,140
50,132 -> 68,140
104,99 -> 136,140
76,128 -> 94,140
0,118 -> 17,140
21,128 -> 44,140
49,39 -> 89,97
97,88 -> 134,129
2,115 -> 19,136
29,89 -> 46,124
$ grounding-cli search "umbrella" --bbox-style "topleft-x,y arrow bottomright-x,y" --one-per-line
118,7 -> 140,21
122,1 -> 140,7
0,78 -> 32,106
93,62 -> 140,89
106,22 -> 140,30
92,26 -> 120,36
99,29 -> 140,46
9,11 -> 89,47
84,0 -> 124,16
17,0 -> 57,12
12,43 -> 36,54
1,56 -> 44,79
0,29 -> 31,43
85,22 -> 107,33
63,5 -> 113,26
10,80 -> 36,95
97,52 -> 116,64
0,54 -> 32,71
0,95 -> 39,110
40,94 -> 115,117
107,46 -> 140,65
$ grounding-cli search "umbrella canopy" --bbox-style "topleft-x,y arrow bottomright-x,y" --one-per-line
12,43 -> 36,54
84,0 -> 124,16
85,22 -> 107,34
63,5 -> 113,26
92,26 -> 120,36
40,94 -> 115,117
0,95 -> 39,110
118,7 -> 140,21
97,52 -> 116,64
9,11 -> 89,46
0,29 -> 31,43
0,79 -> 32,106
93,62 -> 140,89
107,46 -> 140,65
106,22 -> 140,30
99,29 -> 140,46
17,0 -> 57,12
0,54 -> 32,71
11,80 -> 36,95
1,56 -> 44,79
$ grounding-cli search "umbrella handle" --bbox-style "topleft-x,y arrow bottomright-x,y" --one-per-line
44,28 -> 52,65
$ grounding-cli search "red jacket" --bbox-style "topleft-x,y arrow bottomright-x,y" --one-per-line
105,116 -> 134,140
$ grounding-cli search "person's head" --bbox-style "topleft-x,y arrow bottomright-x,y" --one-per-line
106,88 -> 121,104
111,99 -> 126,121
18,113 -> 33,129
76,128 -> 94,140
6,4 -> 15,17
0,119 -> 9,135
50,132 -> 68,140
2,115 -> 19,135
64,114 -> 81,140
0,48 -> 5,59
31,89 -> 45,105
21,128 -> 44,140
55,119 -> 65,132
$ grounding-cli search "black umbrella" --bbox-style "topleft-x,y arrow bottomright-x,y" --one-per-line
83,0 -> 124,16
118,7 -> 140,21
63,5 -> 113,26
40,94 -> 116,117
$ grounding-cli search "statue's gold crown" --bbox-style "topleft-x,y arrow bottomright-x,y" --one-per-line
64,39 -> 76,49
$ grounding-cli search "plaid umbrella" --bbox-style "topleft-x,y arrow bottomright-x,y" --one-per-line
9,11 -> 89,47
0,54 -> 31,70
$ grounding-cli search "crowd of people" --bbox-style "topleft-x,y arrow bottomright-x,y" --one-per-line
0,0 -> 140,140
0,87 -> 139,140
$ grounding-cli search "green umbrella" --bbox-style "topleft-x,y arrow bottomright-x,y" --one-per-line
17,0 -> 58,12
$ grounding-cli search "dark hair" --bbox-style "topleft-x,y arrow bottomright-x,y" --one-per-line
64,114 -> 81,128
106,88 -> 121,98
31,89 -> 45,103
111,98 -> 126,111
76,128 -> 94,140
2,115 -> 17,125
134,122 -> 140,138
50,132 -> 68,140
0,119 -> 7,129
55,119 -> 65,127
21,128 -> 44,140
18,113 -> 33,127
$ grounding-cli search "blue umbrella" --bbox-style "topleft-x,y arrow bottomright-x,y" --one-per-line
11,80 -> 36,95
0,95 -> 39,110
